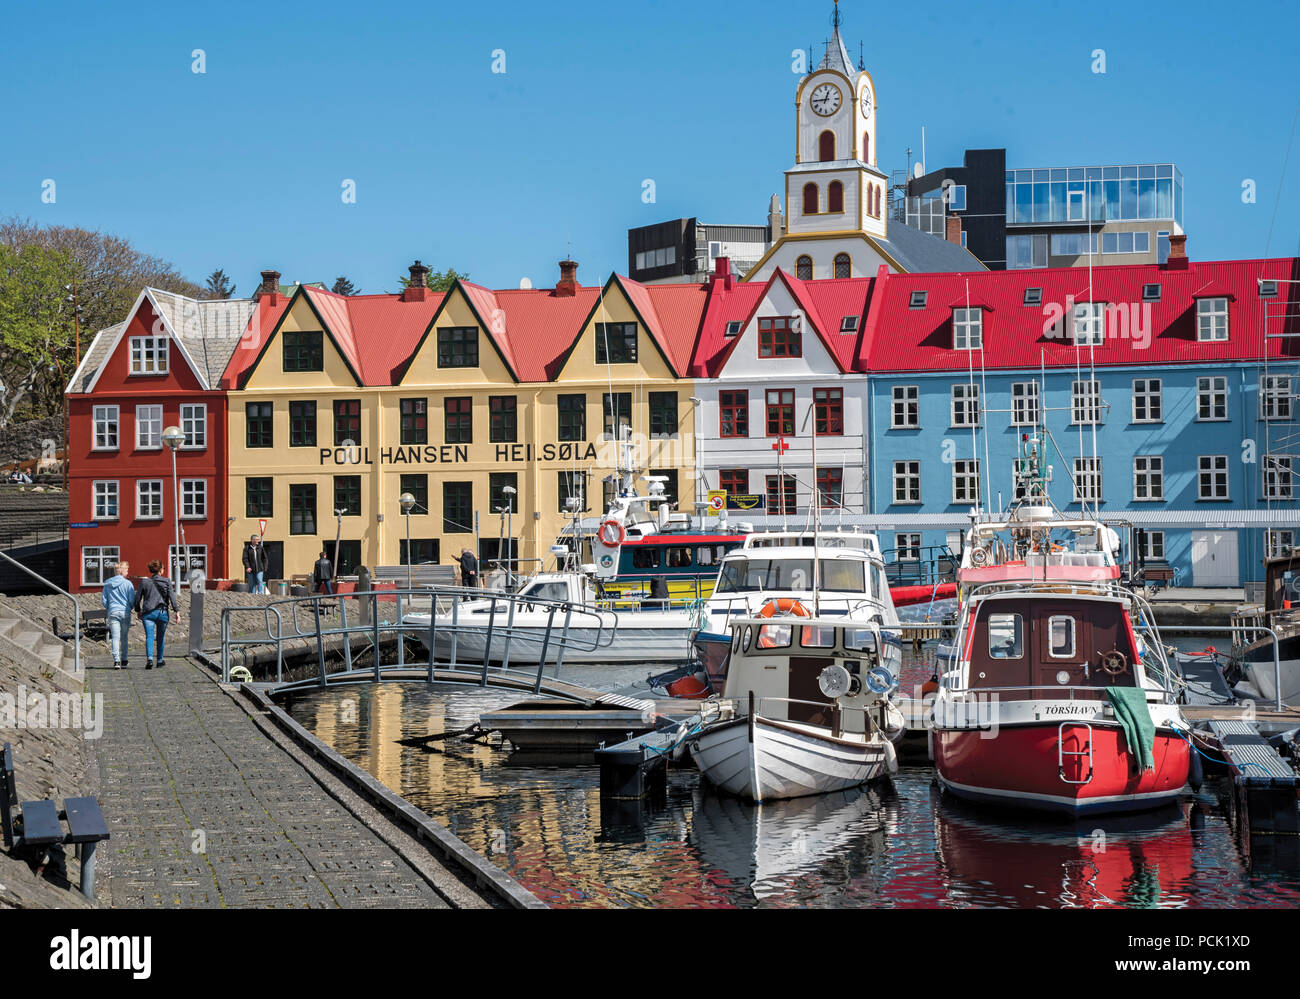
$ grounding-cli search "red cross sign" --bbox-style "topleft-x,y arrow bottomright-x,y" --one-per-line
771,437 -> 790,454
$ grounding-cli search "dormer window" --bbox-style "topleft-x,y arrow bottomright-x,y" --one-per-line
595,322 -> 638,363
130,335 -> 169,375
909,291 -> 928,309
1142,283 -> 1162,302
1071,302 -> 1105,345
840,316 -> 859,333
953,308 -> 983,350
725,321 -> 743,337
281,331 -> 321,373
1196,297 -> 1229,341
1023,288 -> 1042,306
437,327 -> 478,368
1260,280 -> 1278,299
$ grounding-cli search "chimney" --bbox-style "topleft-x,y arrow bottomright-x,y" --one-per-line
945,215 -> 963,246
710,256 -> 734,292
556,259 -> 579,298
403,260 -> 432,302
257,269 -> 281,305
1165,233 -> 1188,270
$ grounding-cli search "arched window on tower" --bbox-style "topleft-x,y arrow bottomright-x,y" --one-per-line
819,130 -> 835,162
828,181 -> 844,213
863,133 -> 870,164
796,256 -> 813,280
834,253 -> 851,279
802,183 -> 819,215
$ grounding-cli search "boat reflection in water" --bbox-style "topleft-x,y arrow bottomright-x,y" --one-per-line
930,787 -> 1196,908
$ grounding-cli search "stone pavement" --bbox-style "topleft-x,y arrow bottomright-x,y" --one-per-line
86,657 -> 463,908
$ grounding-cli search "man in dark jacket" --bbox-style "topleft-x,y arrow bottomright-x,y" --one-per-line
457,548 -> 478,589
242,535 -> 267,593
313,549 -> 334,594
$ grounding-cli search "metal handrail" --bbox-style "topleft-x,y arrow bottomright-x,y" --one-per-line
0,549 -> 80,673
938,682 -> 1176,703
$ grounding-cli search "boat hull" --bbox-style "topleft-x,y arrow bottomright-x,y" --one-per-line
690,715 -> 896,803
1241,633 -> 1300,705
411,622 -> 694,665
933,722 -> 1189,816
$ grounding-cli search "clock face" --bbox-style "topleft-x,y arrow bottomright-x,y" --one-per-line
860,89 -> 872,118
810,83 -> 841,116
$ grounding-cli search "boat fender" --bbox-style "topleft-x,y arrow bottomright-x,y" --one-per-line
597,519 -> 626,546
883,738 -> 899,775
1188,743 -> 1204,791
882,701 -> 906,738
666,674 -> 711,699
921,671 -> 939,696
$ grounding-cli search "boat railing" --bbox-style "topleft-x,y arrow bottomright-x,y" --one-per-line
937,682 -> 1179,705
219,585 -> 612,689
882,545 -> 958,586
748,694 -> 882,739
702,593 -> 885,627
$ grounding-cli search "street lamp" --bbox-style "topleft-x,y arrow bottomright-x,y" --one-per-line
162,425 -> 186,582
398,492 -> 416,590
501,485 -> 516,585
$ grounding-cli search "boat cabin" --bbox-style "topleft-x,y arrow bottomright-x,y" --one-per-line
961,593 -> 1141,700
726,617 -> 883,734
714,548 -> 889,604
1262,550 -> 1300,616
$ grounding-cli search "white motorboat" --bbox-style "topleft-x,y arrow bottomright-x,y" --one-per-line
1231,549 -> 1300,706
689,610 -> 902,802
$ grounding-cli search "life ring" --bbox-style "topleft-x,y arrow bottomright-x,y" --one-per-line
597,519 -> 626,546
757,598 -> 811,618
970,547 -> 989,566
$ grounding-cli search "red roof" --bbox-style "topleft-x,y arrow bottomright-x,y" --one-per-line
862,257 -> 1300,372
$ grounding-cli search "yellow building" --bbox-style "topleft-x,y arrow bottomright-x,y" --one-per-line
221,263 -> 705,582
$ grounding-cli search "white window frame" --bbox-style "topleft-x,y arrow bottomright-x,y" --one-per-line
137,479 -> 164,520
1072,457 -> 1102,503
1261,374 -> 1292,421
1196,297 -> 1229,342
892,385 -> 919,428
1264,454 -> 1293,501
1071,302 -> 1105,345
1267,530 -> 1295,558
180,478 -> 207,520
1048,615 -> 1076,658
895,533 -> 921,561
181,403 -> 207,449
892,460 -> 921,504
93,480 -> 119,520
1198,455 -> 1229,500
81,546 -> 121,588
952,459 -> 980,504
1197,376 -> 1228,421
1133,456 -> 1164,501
951,383 -> 980,427
129,335 -> 169,375
953,308 -> 983,350
136,404 -> 162,450
92,405 -> 119,451
1132,378 -> 1163,423
168,544 -> 207,578
1010,381 -> 1039,426
1139,530 -> 1166,561
1071,380 -> 1102,425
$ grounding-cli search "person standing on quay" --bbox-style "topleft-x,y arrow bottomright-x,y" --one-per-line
457,548 -> 478,589
135,559 -> 179,669
101,561 -> 137,669
313,548 -> 335,595
243,534 -> 268,594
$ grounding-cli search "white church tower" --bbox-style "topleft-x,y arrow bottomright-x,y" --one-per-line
747,2 -> 897,282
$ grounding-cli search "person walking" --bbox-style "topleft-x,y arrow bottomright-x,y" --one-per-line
242,535 -> 268,594
457,548 -> 479,590
135,559 -> 180,669
101,561 -> 137,669
313,549 -> 335,595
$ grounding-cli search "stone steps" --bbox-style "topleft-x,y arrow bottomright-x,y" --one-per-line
0,600 -> 79,685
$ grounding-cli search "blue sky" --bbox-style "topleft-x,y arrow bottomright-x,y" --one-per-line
2,0 -> 1297,296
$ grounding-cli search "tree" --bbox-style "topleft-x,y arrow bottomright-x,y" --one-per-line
398,266 -> 468,292
204,268 -> 236,299
0,244 -> 76,429
331,276 -> 359,296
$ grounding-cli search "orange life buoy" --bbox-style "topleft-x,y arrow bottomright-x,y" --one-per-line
597,519 -> 626,546
757,598 -> 811,618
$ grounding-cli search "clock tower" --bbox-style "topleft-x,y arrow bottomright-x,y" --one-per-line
746,2 -> 900,282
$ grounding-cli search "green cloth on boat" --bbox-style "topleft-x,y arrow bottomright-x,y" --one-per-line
1107,686 -> 1155,773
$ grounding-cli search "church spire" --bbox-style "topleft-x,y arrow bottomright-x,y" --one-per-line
818,0 -> 857,76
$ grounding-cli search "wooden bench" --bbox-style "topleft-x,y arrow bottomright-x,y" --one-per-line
374,564 -> 459,589
52,608 -> 107,642
1139,564 -> 1177,590
1,743 -> 109,900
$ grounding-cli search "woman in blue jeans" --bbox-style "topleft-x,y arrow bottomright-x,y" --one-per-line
135,559 -> 180,669
100,560 -> 137,668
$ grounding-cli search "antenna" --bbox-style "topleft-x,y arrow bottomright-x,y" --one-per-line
859,41 -> 864,71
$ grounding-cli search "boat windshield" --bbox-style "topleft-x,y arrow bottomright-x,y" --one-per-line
715,557 -> 867,594
521,581 -> 571,602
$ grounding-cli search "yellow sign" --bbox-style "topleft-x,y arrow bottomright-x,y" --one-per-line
707,490 -> 726,513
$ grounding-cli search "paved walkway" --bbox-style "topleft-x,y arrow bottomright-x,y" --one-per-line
86,658 -> 456,908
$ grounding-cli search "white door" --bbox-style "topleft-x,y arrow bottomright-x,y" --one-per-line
1190,530 -> 1238,587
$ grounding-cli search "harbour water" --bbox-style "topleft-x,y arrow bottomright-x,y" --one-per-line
283,648 -> 1300,908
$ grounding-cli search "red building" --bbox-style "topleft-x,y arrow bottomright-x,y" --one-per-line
64,286 -> 267,592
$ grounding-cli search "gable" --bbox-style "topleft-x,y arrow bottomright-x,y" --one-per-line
85,295 -> 207,394
550,279 -> 678,382
240,293 -> 361,390
398,284 -> 518,386
715,278 -> 840,379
